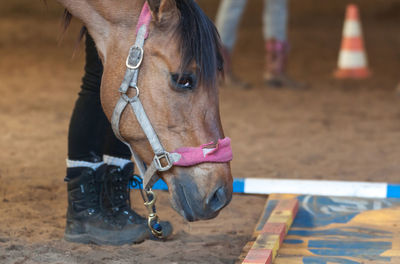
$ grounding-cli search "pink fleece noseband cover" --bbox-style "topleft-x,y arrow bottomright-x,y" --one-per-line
172,137 -> 233,166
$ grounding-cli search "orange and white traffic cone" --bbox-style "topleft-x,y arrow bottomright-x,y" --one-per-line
334,4 -> 371,79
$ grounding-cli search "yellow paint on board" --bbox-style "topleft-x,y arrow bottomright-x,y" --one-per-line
267,210 -> 294,231
269,194 -> 298,200
252,233 -> 280,259
240,197 -> 299,264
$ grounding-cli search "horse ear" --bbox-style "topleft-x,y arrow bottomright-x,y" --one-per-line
147,0 -> 177,23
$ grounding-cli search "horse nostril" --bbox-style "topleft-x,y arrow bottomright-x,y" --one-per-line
207,187 -> 228,212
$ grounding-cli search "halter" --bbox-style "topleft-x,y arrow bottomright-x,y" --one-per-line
110,2 -> 233,238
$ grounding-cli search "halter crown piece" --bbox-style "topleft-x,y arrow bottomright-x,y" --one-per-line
110,2 -> 233,237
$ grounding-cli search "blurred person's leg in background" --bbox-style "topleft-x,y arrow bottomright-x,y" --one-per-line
263,0 -> 304,88
215,0 -> 250,88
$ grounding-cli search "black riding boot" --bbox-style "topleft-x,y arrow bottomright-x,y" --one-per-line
64,164 -> 148,245
104,162 -> 173,239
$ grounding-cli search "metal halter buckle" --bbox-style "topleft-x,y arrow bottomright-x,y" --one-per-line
154,152 -> 173,172
126,45 -> 144,70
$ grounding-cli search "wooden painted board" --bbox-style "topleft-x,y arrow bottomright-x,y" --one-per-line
275,257 -> 400,264
240,195 -> 299,264
275,195 -> 400,263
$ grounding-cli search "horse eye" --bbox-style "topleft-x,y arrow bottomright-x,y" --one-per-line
171,73 -> 196,91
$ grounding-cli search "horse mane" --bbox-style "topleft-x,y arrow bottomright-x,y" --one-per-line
61,0 -> 223,87
175,0 -> 223,88
61,9 -> 87,47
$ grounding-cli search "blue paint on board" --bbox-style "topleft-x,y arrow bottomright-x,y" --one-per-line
284,239 -> 303,244
308,240 -> 392,250
293,196 -> 358,228
306,240 -> 392,261
288,227 -> 392,239
302,256 -> 362,264
387,184 -> 400,198
293,210 -> 357,229
292,196 -> 397,228
308,249 -> 391,261
256,199 -> 278,231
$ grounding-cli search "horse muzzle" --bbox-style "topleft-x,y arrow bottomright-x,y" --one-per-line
166,164 -> 233,222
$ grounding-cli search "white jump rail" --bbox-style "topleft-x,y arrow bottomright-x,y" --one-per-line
132,178 -> 400,199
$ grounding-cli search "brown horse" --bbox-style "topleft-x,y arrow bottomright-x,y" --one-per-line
56,0 -> 233,222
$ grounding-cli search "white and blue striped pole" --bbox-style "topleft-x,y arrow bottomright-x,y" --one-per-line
131,178 -> 400,199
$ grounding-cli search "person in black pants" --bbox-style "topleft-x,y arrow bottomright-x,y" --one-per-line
64,33 -> 171,245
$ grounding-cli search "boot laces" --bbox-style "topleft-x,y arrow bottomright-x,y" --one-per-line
84,169 -> 120,227
103,166 -> 146,224
85,178 -> 99,209
104,167 -> 131,213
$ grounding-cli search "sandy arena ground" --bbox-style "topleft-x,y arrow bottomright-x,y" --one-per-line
1,0 -> 400,263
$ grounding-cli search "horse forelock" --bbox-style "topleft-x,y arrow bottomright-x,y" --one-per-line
175,0 -> 224,90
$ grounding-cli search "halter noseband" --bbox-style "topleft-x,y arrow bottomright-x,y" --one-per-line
110,2 -> 233,237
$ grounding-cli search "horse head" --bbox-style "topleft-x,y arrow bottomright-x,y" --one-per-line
57,0 -> 232,222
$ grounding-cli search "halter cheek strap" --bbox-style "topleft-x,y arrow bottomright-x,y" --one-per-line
111,2 -> 233,191
135,3 -> 151,39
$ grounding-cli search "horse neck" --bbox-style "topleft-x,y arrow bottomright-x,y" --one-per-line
57,0 -> 145,58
